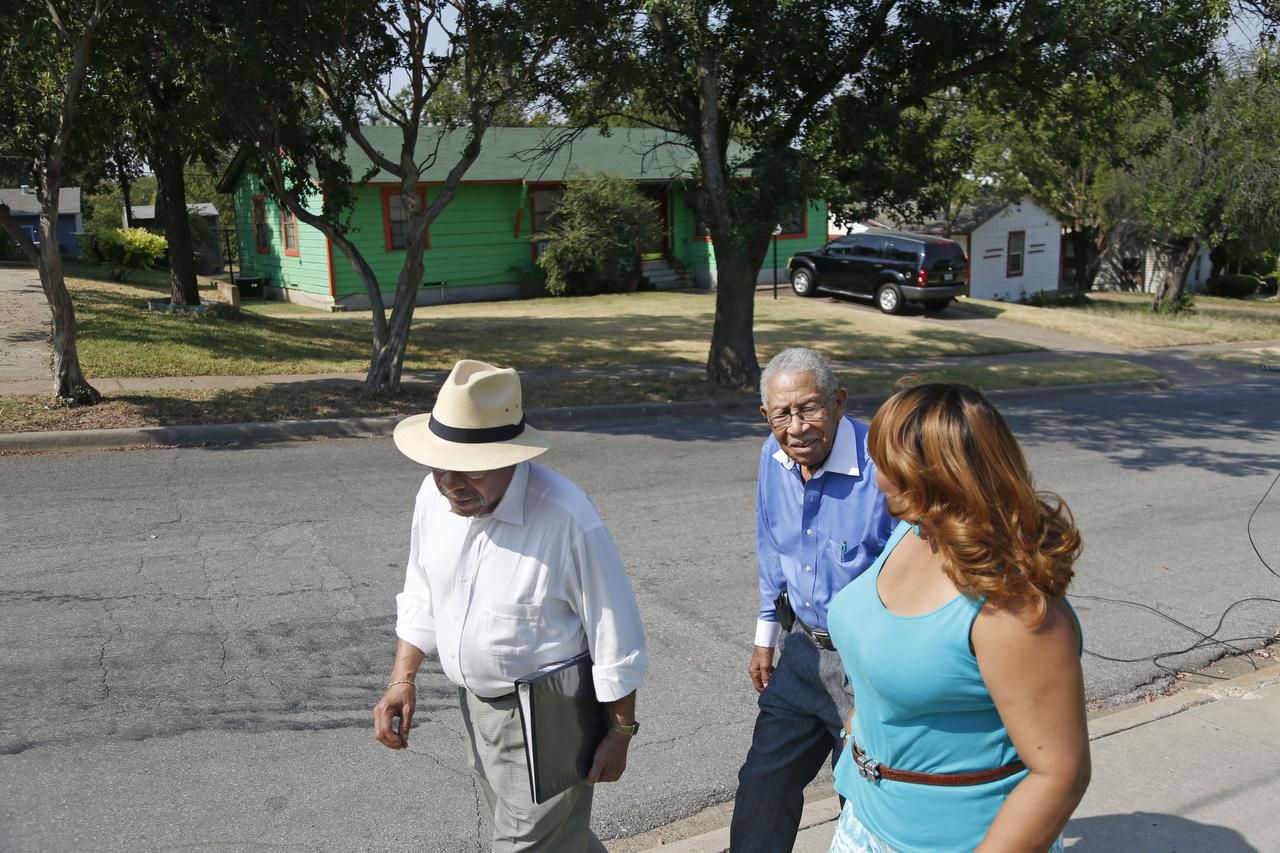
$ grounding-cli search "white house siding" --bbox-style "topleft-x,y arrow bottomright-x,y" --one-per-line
1139,245 -> 1213,294
966,200 -> 1062,301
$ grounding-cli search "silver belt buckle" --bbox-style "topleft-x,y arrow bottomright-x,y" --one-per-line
854,748 -> 882,782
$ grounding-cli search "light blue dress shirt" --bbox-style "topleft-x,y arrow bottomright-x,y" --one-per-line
755,416 -> 895,643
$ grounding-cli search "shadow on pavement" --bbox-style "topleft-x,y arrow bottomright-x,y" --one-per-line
1065,811 -> 1257,852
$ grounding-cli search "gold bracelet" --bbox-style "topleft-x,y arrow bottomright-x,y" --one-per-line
388,678 -> 416,689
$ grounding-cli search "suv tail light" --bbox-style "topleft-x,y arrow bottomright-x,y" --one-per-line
916,268 -> 928,287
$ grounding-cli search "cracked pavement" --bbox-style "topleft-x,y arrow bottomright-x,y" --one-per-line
3,383 -> 1280,851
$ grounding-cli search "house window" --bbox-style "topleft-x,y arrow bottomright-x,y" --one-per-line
1007,231 -> 1025,277
281,208 -> 299,257
252,195 -> 269,254
530,186 -> 562,258
382,188 -> 429,251
776,205 -> 807,238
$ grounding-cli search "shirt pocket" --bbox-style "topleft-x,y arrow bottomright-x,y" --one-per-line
479,600 -> 540,660
825,537 -> 862,570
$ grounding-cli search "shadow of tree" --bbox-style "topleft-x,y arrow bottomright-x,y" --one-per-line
998,382 -> 1280,477
1065,811 -> 1257,852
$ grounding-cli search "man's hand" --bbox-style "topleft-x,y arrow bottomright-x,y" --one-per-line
372,682 -> 416,749
585,730 -> 631,784
748,644 -> 775,694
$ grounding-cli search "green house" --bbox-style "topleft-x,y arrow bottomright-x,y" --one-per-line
218,127 -> 828,309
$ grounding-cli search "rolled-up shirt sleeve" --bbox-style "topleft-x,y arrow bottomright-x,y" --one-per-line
571,524 -> 647,703
395,482 -> 438,656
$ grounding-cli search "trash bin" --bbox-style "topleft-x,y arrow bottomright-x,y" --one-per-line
234,276 -> 265,299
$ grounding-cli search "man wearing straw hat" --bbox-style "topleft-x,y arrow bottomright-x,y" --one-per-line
372,359 -> 648,852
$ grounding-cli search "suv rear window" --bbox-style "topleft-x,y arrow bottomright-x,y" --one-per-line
924,241 -> 967,273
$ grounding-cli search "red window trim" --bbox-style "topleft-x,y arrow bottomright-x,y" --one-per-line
776,206 -> 808,241
252,194 -> 269,254
280,207 -> 300,257
381,187 -> 429,252
528,183 -> 563,261
1006,230 -> 1025,278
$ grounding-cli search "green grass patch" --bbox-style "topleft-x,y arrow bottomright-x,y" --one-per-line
0,358 -> 1157,434
957,293 -> 1280,348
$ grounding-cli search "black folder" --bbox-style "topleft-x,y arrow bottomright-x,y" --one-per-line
515,651 -> 607,804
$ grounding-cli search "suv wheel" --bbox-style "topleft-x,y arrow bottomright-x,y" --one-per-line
923,298 -> 952,313
876,284 -> 903,315
791,267 -> 815,297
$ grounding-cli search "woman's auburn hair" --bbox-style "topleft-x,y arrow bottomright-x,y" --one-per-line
868,383 -> 1082,622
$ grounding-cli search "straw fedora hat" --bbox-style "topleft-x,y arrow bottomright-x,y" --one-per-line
393,360 -> 548,471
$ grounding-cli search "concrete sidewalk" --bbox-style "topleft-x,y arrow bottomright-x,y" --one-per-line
616,663 -> 1280,852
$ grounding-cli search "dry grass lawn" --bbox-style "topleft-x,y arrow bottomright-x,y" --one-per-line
0,358 -> 1157,434
959,293 -> 1280,348
68,277 -> 1035,378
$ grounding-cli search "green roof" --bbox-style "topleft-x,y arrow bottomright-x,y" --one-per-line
221,126 -> 747,190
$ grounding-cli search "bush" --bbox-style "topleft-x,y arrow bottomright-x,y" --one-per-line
1027,290 -> 1092,308
536,173 -> 660,297
0,230 -> 17,261
1261,276 -> 1278,297
91,227 -> 168,281
1154,289 -> 1196,316
1206,273 -> 1261,299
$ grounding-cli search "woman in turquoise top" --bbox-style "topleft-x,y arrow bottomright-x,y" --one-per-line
826,384 -> 1090,853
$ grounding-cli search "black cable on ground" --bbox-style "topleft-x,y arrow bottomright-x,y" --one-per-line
1076,468 -> 1280,677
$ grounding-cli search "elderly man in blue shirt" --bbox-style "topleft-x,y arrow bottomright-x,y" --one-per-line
729,347 -> 895,853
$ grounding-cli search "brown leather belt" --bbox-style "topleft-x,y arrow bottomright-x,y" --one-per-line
794,615 -> 836,651
850,736 -> 1025,786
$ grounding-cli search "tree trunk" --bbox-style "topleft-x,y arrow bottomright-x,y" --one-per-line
152,140 -> 201,306
1069,226 -> 1103,291
1154,239 -> 1199,309
706,249 -> 764,387
37,190 -> 100,404
366,203 -> 430,396
118,156 -> 136,229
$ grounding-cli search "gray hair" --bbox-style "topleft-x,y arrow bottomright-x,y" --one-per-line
760,347 -> 838,409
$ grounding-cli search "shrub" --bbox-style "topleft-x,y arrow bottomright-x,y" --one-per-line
0,230 -> 17,260
1206,273 -> 1261,299
1154,289 -> 1196,316
91,227 -> 168,281
536,173 -> 660,297
1261,276 -> 1278,297
1027,290 -> 1092,308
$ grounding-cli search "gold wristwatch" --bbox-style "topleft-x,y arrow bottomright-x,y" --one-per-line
610,719 -> 640,736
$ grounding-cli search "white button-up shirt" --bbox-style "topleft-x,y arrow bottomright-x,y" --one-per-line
396,461 -> 647,702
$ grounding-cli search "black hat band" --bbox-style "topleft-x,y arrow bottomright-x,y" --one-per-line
428,415 -> 526,444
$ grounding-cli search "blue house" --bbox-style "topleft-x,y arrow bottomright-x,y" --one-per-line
0,186 -> 83,255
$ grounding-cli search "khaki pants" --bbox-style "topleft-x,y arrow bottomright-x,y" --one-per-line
459,688 -> 605,853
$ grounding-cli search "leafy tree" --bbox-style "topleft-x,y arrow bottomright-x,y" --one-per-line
536,173 -> 660,296
1116,55 -> 1280,308
89,0 -> 237,306
213,0 -> 627,395
821,93 -> 1004,236
576,0 -> 1226,388
0,0 -> 110,404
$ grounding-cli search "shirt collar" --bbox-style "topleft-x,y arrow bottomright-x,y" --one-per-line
771,416 -> 861,478
487,461 -> 529,525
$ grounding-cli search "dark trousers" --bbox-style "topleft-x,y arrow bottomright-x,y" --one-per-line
729,630 -> 852,853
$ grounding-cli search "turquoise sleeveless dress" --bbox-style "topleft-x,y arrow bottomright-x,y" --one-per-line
827,520 -> 1074,852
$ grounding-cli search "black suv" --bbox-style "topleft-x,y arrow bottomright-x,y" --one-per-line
786,228 -> 968,314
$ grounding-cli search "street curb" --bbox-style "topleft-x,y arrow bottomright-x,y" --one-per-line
617,661 -> 1280,853
1087,660 -> 1280,742
0,379 -> 1170,453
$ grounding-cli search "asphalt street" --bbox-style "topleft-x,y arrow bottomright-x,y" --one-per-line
2,376 -> 1280,852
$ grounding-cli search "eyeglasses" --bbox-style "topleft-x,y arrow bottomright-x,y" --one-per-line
429,467 -> 492,482
764,394 -> 834,429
